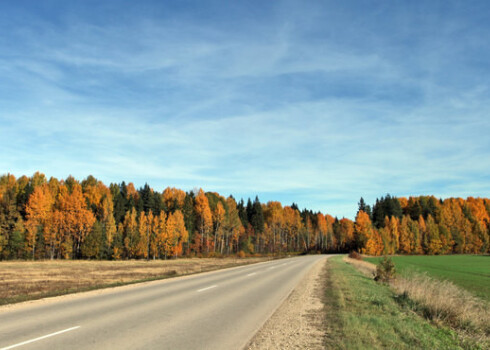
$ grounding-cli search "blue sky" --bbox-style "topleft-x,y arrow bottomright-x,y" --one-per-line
1,1 -> 490,218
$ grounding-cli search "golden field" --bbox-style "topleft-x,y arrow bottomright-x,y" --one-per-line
0,257 -> 270,305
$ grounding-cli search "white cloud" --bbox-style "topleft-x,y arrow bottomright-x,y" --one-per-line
1,2 -> 490,218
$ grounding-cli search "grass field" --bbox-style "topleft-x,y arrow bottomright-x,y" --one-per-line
0,257 -> 271,305
324,256 -> 464,349
364,255 -> 490,301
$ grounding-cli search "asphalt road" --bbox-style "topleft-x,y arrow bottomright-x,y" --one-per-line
0,255 -> 328,350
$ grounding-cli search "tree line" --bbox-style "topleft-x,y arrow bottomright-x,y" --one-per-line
0,173 -> 488,260
356,195 -> 490,255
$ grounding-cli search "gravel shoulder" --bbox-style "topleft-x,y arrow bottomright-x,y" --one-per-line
246,256 -> 329,350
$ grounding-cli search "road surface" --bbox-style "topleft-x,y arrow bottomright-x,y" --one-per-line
0,255 -> 327,350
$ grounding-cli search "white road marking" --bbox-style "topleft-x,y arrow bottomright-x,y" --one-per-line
268,266 -> 276,270
247,272 -> 257,276
1,326 -> 80,350
197,285 -> 217,293
281,263 -> 288,266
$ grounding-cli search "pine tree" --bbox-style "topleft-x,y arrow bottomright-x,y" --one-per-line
139,183 -> 155,214
250,196 -> 264,234
82,220 -> 105,259
237,199 -> 248,227
357,197 -> 372,218
111,183 -> 127,225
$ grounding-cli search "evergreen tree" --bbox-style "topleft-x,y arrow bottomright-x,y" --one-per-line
246,198 -> 253,224
250,196 -> 264,233
357,197 -> 372,218
64,175 -> 78,193
110,183 -> 126,225
152,191 -> 163,214
8,221 -> 25,259
82,220 -> 106,259
372,194 -> 402,228
16,175 -> 32,220
237,199 -> 248,227
138,183 -> 155,214
183,192 -> 195,235
407,197 -> 422,220
0,183 -> 23,259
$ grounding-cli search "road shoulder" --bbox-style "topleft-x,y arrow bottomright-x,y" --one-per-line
246,256 -> 328,349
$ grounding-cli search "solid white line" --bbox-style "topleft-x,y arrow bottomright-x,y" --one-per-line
0,326 -> 80,350
247,272 -> 257,276
197,285 -> 217,293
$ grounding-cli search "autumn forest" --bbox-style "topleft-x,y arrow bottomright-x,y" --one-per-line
0,172 -> 489,260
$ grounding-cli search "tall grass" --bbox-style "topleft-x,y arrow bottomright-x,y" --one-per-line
392,272 -> 490,345
343,257 -> 376,277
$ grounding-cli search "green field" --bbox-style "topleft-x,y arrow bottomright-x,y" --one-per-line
365,255 -> 490,301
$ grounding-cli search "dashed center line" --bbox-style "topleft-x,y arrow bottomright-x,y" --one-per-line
1,326 -> 80,350
268,266 -> 276,270
197,285 -> 217,293
247,272 -> 257,276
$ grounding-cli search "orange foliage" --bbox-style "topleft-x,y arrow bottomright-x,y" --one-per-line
398,197 -> 408,210
126,183 -> 138,200
398,216 -> 412,254
194,189 -> 212,254
25,184 -> 54,258
6,172 -> 490,258
166,210 -> 188,257
57,183 -> 96,258
162,187 -> 186,212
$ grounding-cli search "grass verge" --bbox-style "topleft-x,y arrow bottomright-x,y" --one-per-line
324,256 -> 465,349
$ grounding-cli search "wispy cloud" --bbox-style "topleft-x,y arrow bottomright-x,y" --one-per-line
1,1 -> 490,218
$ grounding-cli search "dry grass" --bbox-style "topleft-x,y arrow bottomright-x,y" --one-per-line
0,257 -> 271,305
343,256 -> 376,277
392,272 -> 490,343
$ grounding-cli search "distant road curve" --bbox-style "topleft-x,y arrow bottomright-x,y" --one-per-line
0,255 -> 328,350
